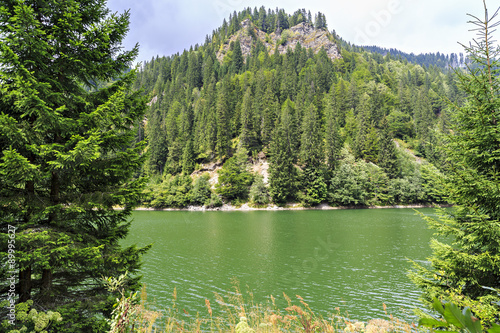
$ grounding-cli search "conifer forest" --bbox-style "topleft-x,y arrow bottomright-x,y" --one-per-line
1,2 -> 499,332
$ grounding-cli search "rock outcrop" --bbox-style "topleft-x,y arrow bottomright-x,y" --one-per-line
216,19 -> 341,63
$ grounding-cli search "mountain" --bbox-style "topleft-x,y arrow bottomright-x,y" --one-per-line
132,6 -> 460,209
358,45 -> 467,70
216,19 -> 340,63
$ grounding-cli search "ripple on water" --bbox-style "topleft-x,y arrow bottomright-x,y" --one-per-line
124,209 -> 436,323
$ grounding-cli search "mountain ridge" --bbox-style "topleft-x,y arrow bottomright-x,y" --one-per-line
216,18 -> 341,63
133,6 -> 458,209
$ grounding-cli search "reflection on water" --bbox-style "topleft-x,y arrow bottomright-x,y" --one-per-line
123,208 -> 434,322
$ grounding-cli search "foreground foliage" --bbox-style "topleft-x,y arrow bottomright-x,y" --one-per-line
419,298 -> 500,333
104,277 -> 421,333
0,0 -> 149,331
410,1 -> 500,328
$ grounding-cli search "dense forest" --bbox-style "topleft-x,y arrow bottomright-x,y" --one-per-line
132,6 -> 460,209
358,44 -> 467,70
2,1 -> 499,331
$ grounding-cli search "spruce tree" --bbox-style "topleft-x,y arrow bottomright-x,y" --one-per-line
299,103 -> 327,205
279,52 -> 297,102
269,100 -> 297,203
249,175 -> 270,205
364,127 -> 380,164
410,4 -> 500,326
299,103 -> 323,168
353,93 -> 371,159
232,39 -> 244,74
187,51 -> 202,89
181,137 -> 195,175
334,79 -> 349,126
0,0 -> 149,331
239,87 -> 258,151
216,78 -> 231,158
324,96 -> 343,170
377,117 -> 399,178
413,89 -> 434,140
145,105 -> 168,174
261,84 -> 279,147
215,156 -> 253,202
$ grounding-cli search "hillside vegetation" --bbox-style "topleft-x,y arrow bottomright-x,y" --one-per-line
132,6 -> 461,208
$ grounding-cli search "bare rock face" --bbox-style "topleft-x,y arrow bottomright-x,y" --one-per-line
216,19 -> 341,63
289,22 -> 314,35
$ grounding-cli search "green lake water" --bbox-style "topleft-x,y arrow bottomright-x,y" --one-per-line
123,208 -> 436,323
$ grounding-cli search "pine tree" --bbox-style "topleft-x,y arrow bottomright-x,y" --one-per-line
232,39 -> 244,74
165,101 -> 183,174
181,137 -> 195,175
364,127 -> 380,164
353,93 -> 371,159
300,103 -> 323,168
314,12 -> 326,30
324,96 -> 343,170
215,156 -> 253,201
413,89 -> 434,140
0,0 -> 149,330
334,79 -> 349,126
145,105 -> 168,174
202,54 -> 215,87
216,78 -> 231,158
187,51 -> 202,89
249,175 -> 270,205
239,87 -> 258,151
377,117 -> 400,178
279,51 -> 297,102
269,100 -> 298,203
261,83 -> 279,147
410,4 -> 500,326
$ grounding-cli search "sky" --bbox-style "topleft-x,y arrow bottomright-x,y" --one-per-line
106,0 -> 494,64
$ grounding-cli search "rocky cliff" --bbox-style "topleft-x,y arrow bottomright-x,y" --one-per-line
216,19 -> 341,63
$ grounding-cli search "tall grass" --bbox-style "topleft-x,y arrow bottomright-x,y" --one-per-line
105,277 -> 425,332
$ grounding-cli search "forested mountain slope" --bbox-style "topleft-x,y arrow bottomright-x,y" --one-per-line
358,44 -> 467,70
132,7 -> 460,208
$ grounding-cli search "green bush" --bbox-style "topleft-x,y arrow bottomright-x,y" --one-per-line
215,157 -> 253,201
299,167 -> 327,206
1,300 -> 63,333
387,176 -> 425,204
328,161 -> 372,206
249,175 -> 269,205
190,173 -> 212,206
147,174 -> 193,208
205,193 -> 223,208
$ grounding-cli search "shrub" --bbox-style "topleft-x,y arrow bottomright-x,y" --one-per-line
249,176 -> 269,205
190,173 -> 212,206
1,300 -> 62,333
215,157 -> 253,201
148,174 -> 193,208
205,193 -> 223,208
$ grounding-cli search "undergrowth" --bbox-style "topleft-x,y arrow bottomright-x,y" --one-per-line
104,276 -> 425,332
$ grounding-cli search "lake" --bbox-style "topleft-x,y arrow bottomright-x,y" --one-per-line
123,208 -> 436,323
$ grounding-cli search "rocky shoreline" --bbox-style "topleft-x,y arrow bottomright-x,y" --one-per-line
134,203 -> 450,212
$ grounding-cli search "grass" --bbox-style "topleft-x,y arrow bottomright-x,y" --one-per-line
107,278 -> 427,333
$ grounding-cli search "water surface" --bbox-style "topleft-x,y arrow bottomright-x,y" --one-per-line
124,208 -> 435,322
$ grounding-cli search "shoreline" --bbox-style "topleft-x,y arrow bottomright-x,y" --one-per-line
133,203 -> 452,212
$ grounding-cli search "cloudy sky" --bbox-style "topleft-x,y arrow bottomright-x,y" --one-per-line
106,0 -> 494,64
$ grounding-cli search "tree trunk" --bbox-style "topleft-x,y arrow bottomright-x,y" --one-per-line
40,269 -> 53,303
19,173 -> 35,302
41,170 -> 60,301
18,266 -> 32,302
